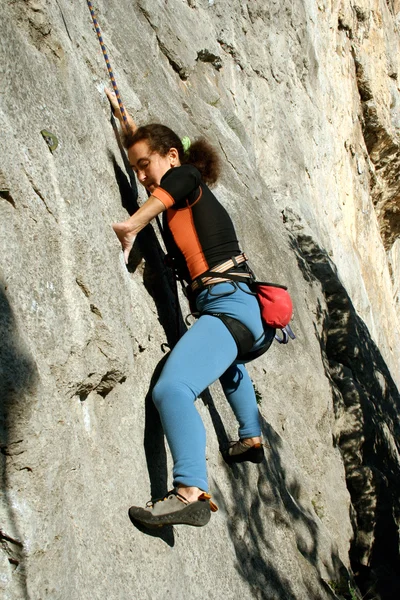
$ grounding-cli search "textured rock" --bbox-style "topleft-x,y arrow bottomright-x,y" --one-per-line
0,1 -> 399,599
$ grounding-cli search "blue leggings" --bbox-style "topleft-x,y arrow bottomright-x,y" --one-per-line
152,282 -> 265,492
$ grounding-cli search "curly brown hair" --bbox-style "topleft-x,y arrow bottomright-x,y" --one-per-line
124,124 -> 221,185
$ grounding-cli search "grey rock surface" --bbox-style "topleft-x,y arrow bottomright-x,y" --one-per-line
0,1 -> 399,599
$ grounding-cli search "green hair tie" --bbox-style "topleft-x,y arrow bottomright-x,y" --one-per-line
181,136 -> 191,154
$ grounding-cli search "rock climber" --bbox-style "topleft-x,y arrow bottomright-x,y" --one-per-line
106,89 -> 274,528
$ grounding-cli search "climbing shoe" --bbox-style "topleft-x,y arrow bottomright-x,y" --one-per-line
223,440 -> 265,464
128,489 -> 218,528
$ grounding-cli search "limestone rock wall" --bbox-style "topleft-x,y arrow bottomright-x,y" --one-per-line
0,1 -> 399,599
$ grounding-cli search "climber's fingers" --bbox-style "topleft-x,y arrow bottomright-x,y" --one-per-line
105,87 -> 122,120
112,222 -> 137,264
105,87 -> 137,133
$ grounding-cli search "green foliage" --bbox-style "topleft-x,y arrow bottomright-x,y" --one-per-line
252,381 -> 262,405
349,586 -> 358,600
207,96 -> 221,107
327,578 -> 361,600
311,497 -> 325,519
327,579 -> 339,593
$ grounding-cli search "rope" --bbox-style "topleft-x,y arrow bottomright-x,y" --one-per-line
86,0 -> 128,125
86,2 -> 182,341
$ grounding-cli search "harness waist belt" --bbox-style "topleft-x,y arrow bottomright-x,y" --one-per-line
191,253 -> 251,291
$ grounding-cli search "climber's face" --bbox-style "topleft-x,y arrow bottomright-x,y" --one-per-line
128,140 -> 180,194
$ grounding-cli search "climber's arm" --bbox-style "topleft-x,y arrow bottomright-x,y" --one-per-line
112,195 -> 166,263
105,88 -> 137,133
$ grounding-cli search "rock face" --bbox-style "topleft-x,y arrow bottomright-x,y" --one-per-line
0,1 -> 399,599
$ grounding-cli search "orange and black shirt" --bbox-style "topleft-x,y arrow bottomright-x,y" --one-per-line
152,165 -> 241,282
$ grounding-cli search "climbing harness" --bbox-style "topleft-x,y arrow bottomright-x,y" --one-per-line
189,258 -> 295,334
86,0 -> 128,126
156,218 -> 296,361
200,277 -> 294,362
191,253 -> 250,290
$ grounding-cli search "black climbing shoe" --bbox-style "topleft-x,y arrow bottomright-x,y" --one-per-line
223,440 -> 265,464
128,489 -> 218,528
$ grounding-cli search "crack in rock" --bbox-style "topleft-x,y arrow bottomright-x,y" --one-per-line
90,304 -> 103,318
76,278 -> 91,298
0,190 -> 16,208
0,530 -> 23,548
76,369 -> 127,401
217,39 -> 244,69
351,46 -> 400,251
196,49 -> 222,71
138,4 -> 190,80
0,170 -> 15,207
158,40 -> 190,80
25,172 -> 57,221
0,440 -> 25,457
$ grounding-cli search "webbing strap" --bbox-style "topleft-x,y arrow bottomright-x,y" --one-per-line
191,253 -> 250,291
203,313 -> 255,359
86,1 -> 128,126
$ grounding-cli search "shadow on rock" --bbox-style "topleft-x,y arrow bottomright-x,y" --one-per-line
289,232 -> 400,600
127,516 -> 174,544
210,408 -> 351,600
0,282 -> 37,600
132,354 -> 173,547
110,125 -> 186,348
110,117 -> 188,544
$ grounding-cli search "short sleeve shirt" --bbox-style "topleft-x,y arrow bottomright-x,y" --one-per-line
152,165 -> 241,281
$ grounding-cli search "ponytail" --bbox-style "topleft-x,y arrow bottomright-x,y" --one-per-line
181,138 -> 221,186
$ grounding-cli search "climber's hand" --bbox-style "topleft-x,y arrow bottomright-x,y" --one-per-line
112,221 -> 137,264
105,87 -> 137,132
105,88 -> 122,120
112,197 -> 165,264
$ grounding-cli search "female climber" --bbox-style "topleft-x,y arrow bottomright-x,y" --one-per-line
106,89 -> 273,528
